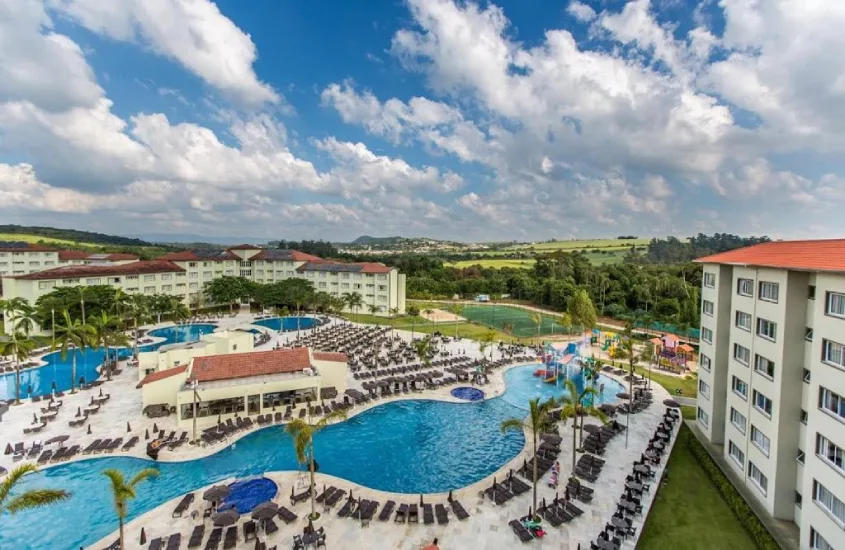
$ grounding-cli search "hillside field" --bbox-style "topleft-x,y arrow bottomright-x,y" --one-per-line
0,232 -> 87,246
502,238 -> 650,251
449,248 -> 628,269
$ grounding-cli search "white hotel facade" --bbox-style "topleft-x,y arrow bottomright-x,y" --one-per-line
695,240 -> 845,550
1,244 -> 406,331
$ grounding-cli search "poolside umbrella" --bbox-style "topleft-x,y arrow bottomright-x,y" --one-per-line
204,485 -> 230,502
663,399 -> 680,408
87,424 -> 92,435
139,528 -> 146,545
145,429 -> 150,440
598,404 -> 616,415
542,434 -> 562,445
46,435 -> 69,446
251,502 -> 278,520
419,494 -> 424,506
153,423 -> 158,433
99,387 -> 103,397
254,539 -> 262,550
127,422 -> 132,433
33,412 -> 37,423
212,509 -> 239,526
616,392 -> 630,400
76,407 -> 81,417
583,424 -> 601,434
4,443 -> 12,455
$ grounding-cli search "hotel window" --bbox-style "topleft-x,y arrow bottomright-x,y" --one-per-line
257,270 -> 264,276
189,282 -> 198,290
126,287 -> 138,292
353,274 -> 362,279
730,407 -> 747,434
85,278 -> 101,285
44,261 -> 54,266
226,270 -> 234,276
801,409 -> 809,424
697,407 -> 709,427
144,286 -> 155,293
754,354 -> 775,379
38,281 -> 56,290
701,327 -> 713,343
203,262 -> 210,267
798,450 -> 805,464
341,273 -> 350,279
732,376 -> 748,399
728,441 -> 745,467
704,272 -> 716,288
826,292 -> 845,318
378,295 -> 387,302
144,275 -> 155,282
702,300 -> 714,316
737,278 -> 754,297
756,318 -> 776,341
698,380 -> 710,399
748,462 -> 768,495
700,353 -> 711,372
808,285 -> 817,300
161,285 -> 172,292
188,262 -> 197,268
127,275 -> 138,280
816,433 -> 845,474
353,283 -> 362,290
286,271 -> 293,277
819,387 -> 845,422
61,278 -> 79,284
161,273 -> 172,280
341,283 -> 349,289
803,369 -> 811,383
753,390 -> 773,417
377,274 -> 387,280
735,311 -> 752,331
751,426 -> 770,456
318,282 -> 327,289
758,281 -> 779,302
177,283 -> 186,288
378,285 -> 387,291
203,271 -> 212,278
189,272 -> 198,279
306,272 -> 315,278
29,261 -> 40,267
319,272 -> 327,278
813,480 -> 845,525
810,528 -> 834,550
733,344 -> 750,366
805,327 -> 814,342
822,339 -> 845,369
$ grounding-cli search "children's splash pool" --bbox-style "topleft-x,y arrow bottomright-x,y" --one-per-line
450,386 -> 486,401
219,477 -> 278,514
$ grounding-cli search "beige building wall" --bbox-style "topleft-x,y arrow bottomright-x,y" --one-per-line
138,330 -> 254,380
140,371 -> 189,408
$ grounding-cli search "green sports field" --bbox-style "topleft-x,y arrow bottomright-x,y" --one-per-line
460,304 -> 573,338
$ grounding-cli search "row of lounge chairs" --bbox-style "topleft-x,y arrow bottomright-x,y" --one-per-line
82,437 -> 136,455
36,445 -> 81,464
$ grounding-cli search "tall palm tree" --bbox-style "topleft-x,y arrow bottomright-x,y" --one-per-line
342,292 -> 363,322
479,329 -> 496,361
76,286 -> 89,325
127,295 -> 150,358
617,325 -> 644,448
530,312 -> 542,339
406,305 -> 420,339
286,409 -> 347,520
368,304 -> 380,318
561,379 -> 607,467
111,287 -> 130,321
388,307 -> 400,338
412,335 -> 433,369
103,468 -> 159,550
423,308 -> 434,326
0,464 -> 70,514
53,309 -> 96,393
0,335 -> 36,403
500,397 -> 557,518
91,311 -> 120,374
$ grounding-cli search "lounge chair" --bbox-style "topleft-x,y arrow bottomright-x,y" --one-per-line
360,500 -> 379,524
290,487 -> 310,505
187,525 -> 205,548
204,527 -> 221,550
264,518 -> 279,535
83,439 -> 102,455
422,503 -> 434,525
94,439 -> 111,454
408,504 -> 419,523
166,533 -> 182,550
337,497 -> 356,518
37,450 -> 53,464
324,488 -> 345,507
172,493 -> 195,518
123,436 -> 139,451
106,438 -> 123,453
448,498 -> 469,520
315,486 -> 334,504
222,526 -> 237,549
509,519 -> 533,543
149,538 -> 163,550
394,503 -> 408,523
243,520 -> 256,541
277,506 -> 298,524
378,500 -> 395,521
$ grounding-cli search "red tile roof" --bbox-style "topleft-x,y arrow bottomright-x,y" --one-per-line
228,244 -> 263,250
312,352 -> 348,363
158,250 -> 238,261
296,262 -> 392,274
189,348 -> 312,383
694,239 -> 845,273
136,365 -> 189,388
9,260 -> 184,280
0,243 -> 57,252
251,249 -> 323,262
101,253 -> 139,261
58,250 -> 90,260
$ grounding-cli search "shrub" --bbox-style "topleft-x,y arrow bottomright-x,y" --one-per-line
683,430 -> 780,550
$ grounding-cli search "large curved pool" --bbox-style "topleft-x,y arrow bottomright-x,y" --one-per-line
0,324 -> 217,401
0,365 -> 623,549
253,316 -> 317,332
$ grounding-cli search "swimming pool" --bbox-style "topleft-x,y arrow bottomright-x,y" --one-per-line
0,364 -> 623,549
253,316 -> 317,332
0,324 -> 217,401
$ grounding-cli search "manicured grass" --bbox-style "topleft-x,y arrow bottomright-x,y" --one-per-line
339,312 -> 539,344
0,232 -> 84,246
504,238 -> 651,251
639,426 -> 756,550
602,360 -> 698,398
680,405 -> 696,420
448,258 -> 536,269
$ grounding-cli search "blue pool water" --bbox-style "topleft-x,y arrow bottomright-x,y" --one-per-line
451,387 -> 485,401
0,324 -> 217,401
253,316 -> 317,332
0,365 -> 623,549
219,478 -> 278,514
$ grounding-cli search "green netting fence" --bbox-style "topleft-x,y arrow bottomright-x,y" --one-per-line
459,305 -> 577,338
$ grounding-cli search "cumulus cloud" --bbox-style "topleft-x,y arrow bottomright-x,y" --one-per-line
567,1 -> 596,23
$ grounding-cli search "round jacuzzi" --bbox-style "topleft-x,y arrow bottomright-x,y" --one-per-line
219,477 -> 278,513
450,386 -> 486,402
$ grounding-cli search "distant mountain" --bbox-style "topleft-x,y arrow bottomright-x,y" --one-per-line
0,225 -> 153,247
349,235 -> 406,246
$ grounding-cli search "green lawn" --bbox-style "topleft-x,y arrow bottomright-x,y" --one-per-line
448,258 -> 536,269
602,360 -> 698,398
338,312 -> 537,344
639,426 -> 756,550
503,238 -> 651,251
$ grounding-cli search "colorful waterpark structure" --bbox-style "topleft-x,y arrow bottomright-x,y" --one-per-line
533,338 -> 590,384
648,334 -> 694,370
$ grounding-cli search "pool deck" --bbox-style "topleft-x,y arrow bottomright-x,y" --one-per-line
0,314 -> 679,550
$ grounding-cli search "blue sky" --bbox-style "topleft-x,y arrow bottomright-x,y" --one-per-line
1,0 -> 843,243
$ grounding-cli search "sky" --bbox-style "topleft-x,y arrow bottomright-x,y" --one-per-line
1,0 -> 844,243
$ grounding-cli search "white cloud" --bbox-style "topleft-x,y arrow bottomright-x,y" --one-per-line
567,1 -> 596,23
50,0 -> 279,106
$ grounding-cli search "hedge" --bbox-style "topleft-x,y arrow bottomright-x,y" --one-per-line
683,429 -> 781,550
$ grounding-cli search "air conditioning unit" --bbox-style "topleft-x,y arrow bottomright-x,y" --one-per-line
303,368 -> 314,376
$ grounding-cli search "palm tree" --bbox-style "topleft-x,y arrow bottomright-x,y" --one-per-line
388,307 -> 400,338
0,335 -> 36,403
285,409 -> 347,520
91,311 -> 120,376
111,287 -> 130,321
342,292 -> 363,322
76,286 -> 89,325
558,379 -> 607,474
423,308 -> 434,326
103,468 -> 159,550
53,309 -> 96,393
407,305 -> 420,339
479,329 -> 496,360
127,295 -> 150,358
412,335 -> 433,369
530,312 -> 542,339
500,397 -> 557,518
0,464 -> 70,515
617,325 -> 644,448
368,304 -> 380,319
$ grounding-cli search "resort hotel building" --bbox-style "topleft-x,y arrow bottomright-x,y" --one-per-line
695,239 -> 845,550
0,243 -> 406,331
135,330 -> 348,430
